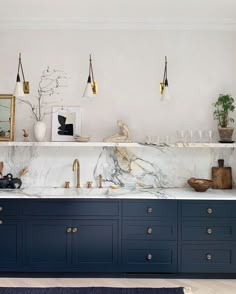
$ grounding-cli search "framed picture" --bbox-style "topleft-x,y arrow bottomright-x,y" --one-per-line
0,94 -> 15,141
51,107 -> 81,142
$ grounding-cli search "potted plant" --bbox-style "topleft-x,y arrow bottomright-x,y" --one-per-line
213,94 -> 235,142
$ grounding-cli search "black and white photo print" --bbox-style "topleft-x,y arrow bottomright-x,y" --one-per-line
52,107 -> 81,141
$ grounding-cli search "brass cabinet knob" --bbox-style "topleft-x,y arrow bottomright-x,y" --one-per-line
0,220 -> 2,225
207,208 -> 213,214
206,254 -> 212,261
0,207 -> 3,212
147,207 -> 153,214
66,227 -> 72,233
147,227 -> 153,234
72,227 -> 78,233
146,253 -> 152,260
207,228 -> 213,235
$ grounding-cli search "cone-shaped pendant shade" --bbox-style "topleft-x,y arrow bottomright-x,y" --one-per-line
13,74 -> 25,97
161,85 -> 171,101
82,75 -> 96,98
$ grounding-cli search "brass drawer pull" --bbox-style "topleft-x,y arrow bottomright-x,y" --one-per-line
207,228 -> 213,235
146,253 -> 152,260
207,208 -> 213,214
147,227 -> 153,234
206,254 -> 212,261
72,227 -> 78,233
66,227 -> 72,233
147,207 -> 153,214
0,220 -> 2,225
0,207 -> 3,212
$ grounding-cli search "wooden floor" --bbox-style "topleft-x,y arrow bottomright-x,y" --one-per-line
0,278 -> 236,294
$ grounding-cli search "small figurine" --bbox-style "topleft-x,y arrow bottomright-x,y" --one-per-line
104,120 -> 132,142
22,129 -> 29,142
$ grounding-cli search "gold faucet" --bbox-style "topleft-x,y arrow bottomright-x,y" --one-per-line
72,159 -> 81,188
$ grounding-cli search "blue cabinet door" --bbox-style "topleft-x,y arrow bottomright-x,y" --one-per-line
71,220 -> 118,271
26,220 -> 71,269
0,220 -> 22,269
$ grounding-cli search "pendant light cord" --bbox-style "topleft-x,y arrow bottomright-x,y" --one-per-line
17,53 -> 26,82
163,56 -> 168,86
89,54 -> 95,84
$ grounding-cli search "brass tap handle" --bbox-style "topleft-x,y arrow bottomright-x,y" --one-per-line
86,181 -> 93,188
98,174 -> 103,188
64,181 -> 70,188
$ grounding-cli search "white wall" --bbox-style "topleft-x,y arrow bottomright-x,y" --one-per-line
0,29 -> 234,142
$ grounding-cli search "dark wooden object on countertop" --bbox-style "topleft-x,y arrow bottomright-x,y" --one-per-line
212,159 -> 232,189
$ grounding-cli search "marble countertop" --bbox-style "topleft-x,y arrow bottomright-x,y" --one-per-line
0,187 -> 236,200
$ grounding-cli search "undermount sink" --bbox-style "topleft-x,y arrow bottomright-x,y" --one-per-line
22,187 -> 111,197
21,187 -> 135,197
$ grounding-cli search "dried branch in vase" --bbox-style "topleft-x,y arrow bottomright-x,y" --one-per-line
17,67 -> 68,121
19,167 -> 29,177
0,162 -> 3,178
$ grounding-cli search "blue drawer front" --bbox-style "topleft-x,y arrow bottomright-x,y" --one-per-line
123,200 -> 177,217
23,200 -> 119,217
123,220 -> 177,240
182,201 -> 236,218
182,220 -> 236,241
181,243 -> 236,273
122,240 -> 177,272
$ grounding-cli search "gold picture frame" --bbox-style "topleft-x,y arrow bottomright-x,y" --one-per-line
0,95 -> 15,141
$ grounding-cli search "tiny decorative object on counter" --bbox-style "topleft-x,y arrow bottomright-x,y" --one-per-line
212,159 -> 232,189
187,177 -> 213,192
0,162 -> 3,178
0,173 -> 22,189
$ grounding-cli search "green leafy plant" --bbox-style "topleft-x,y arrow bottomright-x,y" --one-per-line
213,94 -> 235,128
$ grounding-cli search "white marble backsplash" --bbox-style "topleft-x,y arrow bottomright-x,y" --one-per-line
0,145 -> 235,189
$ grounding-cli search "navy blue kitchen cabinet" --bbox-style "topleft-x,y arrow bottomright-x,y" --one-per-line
26,220 -> 71,269
122,200 -> 178,273
179,201 -> 236,273
71,220 -> 118,271
0,219 -> 23,269
1,198 -> 236,274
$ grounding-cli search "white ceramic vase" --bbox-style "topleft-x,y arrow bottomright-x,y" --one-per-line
34,120 -> 46,142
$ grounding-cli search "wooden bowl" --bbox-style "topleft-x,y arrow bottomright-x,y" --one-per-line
187,177 -> 213,192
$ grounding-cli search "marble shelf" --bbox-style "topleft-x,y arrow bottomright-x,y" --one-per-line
0,141 -> 235,148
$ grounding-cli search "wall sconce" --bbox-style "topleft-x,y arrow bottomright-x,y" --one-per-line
13,53 -> 29,97
82,54 -> 97,98
160,56 -> 171,101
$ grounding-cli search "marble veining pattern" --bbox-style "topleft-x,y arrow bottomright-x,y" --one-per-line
0,145 -> 235,190
0,187 -> 235,200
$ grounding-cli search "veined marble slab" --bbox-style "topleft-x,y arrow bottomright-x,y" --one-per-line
0,187 -> 236,200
